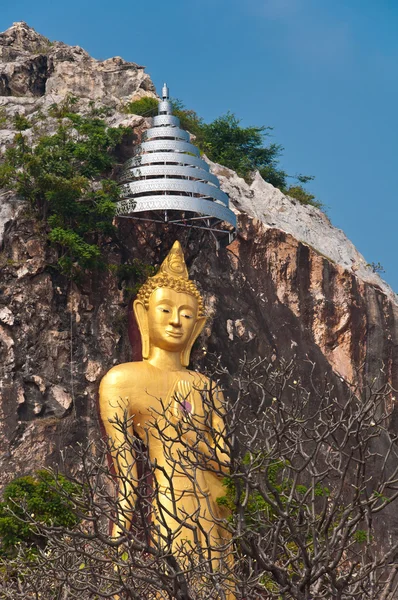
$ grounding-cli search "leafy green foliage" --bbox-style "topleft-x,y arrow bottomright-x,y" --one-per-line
0,470 -> 81,556
217,458 -> 284,526
0,108 -> 7,127
114,260 -> 157,296
123,96 -> 158,117
353,529 -> 368,544
171,99 -> 205,143
201,113 -> 279,179
217,455 -> 330,529
48,228 -> 101,273
284,185 -> 322,208
13,113 -> 31,132
0,96 -> 130,278
200,112 -> 321,207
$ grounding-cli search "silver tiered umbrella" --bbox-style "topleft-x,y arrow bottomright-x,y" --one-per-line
115,84 -> 237,245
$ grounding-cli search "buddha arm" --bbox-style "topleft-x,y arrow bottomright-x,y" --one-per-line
201,389 -> 230,475
179,386 -> 230,476
99,369 -> 138,537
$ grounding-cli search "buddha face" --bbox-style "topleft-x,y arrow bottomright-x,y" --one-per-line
147,287 -> 199,353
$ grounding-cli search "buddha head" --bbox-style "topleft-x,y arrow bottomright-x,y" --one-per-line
133,241 -> 206,367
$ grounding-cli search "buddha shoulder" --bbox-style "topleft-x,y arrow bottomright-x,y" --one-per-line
99,361 -> 149,391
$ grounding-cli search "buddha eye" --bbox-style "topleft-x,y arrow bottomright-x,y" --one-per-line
182,313 -> 193,319
159,307 -> 170,313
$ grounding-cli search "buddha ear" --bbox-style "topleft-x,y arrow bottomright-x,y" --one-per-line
133,299 -> 150,359
181,316 -> 207,368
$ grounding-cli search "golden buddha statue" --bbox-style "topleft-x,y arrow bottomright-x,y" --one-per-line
99,241 -> 233,595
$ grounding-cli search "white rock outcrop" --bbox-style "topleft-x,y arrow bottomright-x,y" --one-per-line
208,160 -> 397,302
0,21 -> 156,106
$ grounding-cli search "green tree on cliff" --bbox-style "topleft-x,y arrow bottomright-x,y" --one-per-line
0,97 -> 130,279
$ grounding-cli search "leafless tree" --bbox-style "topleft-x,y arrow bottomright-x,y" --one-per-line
1,356 -> 398,599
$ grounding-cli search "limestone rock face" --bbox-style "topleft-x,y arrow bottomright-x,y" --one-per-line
0,21 -> 155,106
1,212 -> 397,486
0,22 -> 397,512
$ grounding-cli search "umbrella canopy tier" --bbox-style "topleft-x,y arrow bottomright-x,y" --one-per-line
152,115 -> 181,127
158,100 -> 173,113
119,164 -> 220,186
143,126 -> 190,142
138,139 -> 201,156
120,179 -> 229,206
124,152 -> 210,170
115,196 -> 237,227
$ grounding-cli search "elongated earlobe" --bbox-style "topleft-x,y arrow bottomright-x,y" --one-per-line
133,300 -> 150,359
181,316 -> 207,367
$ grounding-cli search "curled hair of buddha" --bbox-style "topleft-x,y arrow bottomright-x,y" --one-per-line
135,241 -> 205,317
136,274 -> 204,316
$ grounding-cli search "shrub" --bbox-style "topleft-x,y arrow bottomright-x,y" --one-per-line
123,96 -> 158,117
367,261 -> 385,274
0,470 -> 81,556
171,99 -> 204,143
285,185 -> 323,209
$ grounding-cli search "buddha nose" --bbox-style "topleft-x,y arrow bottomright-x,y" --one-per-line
169,308 -> 182,327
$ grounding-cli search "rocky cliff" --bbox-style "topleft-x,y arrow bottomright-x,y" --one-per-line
0,22 -> 397,493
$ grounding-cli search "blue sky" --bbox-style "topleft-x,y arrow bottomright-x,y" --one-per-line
1,1 -> 397,291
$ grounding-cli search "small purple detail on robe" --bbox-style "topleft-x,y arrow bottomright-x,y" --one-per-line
180,400 -> 192,413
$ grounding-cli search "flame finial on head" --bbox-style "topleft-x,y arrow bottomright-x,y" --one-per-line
158,240 -> 189,280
